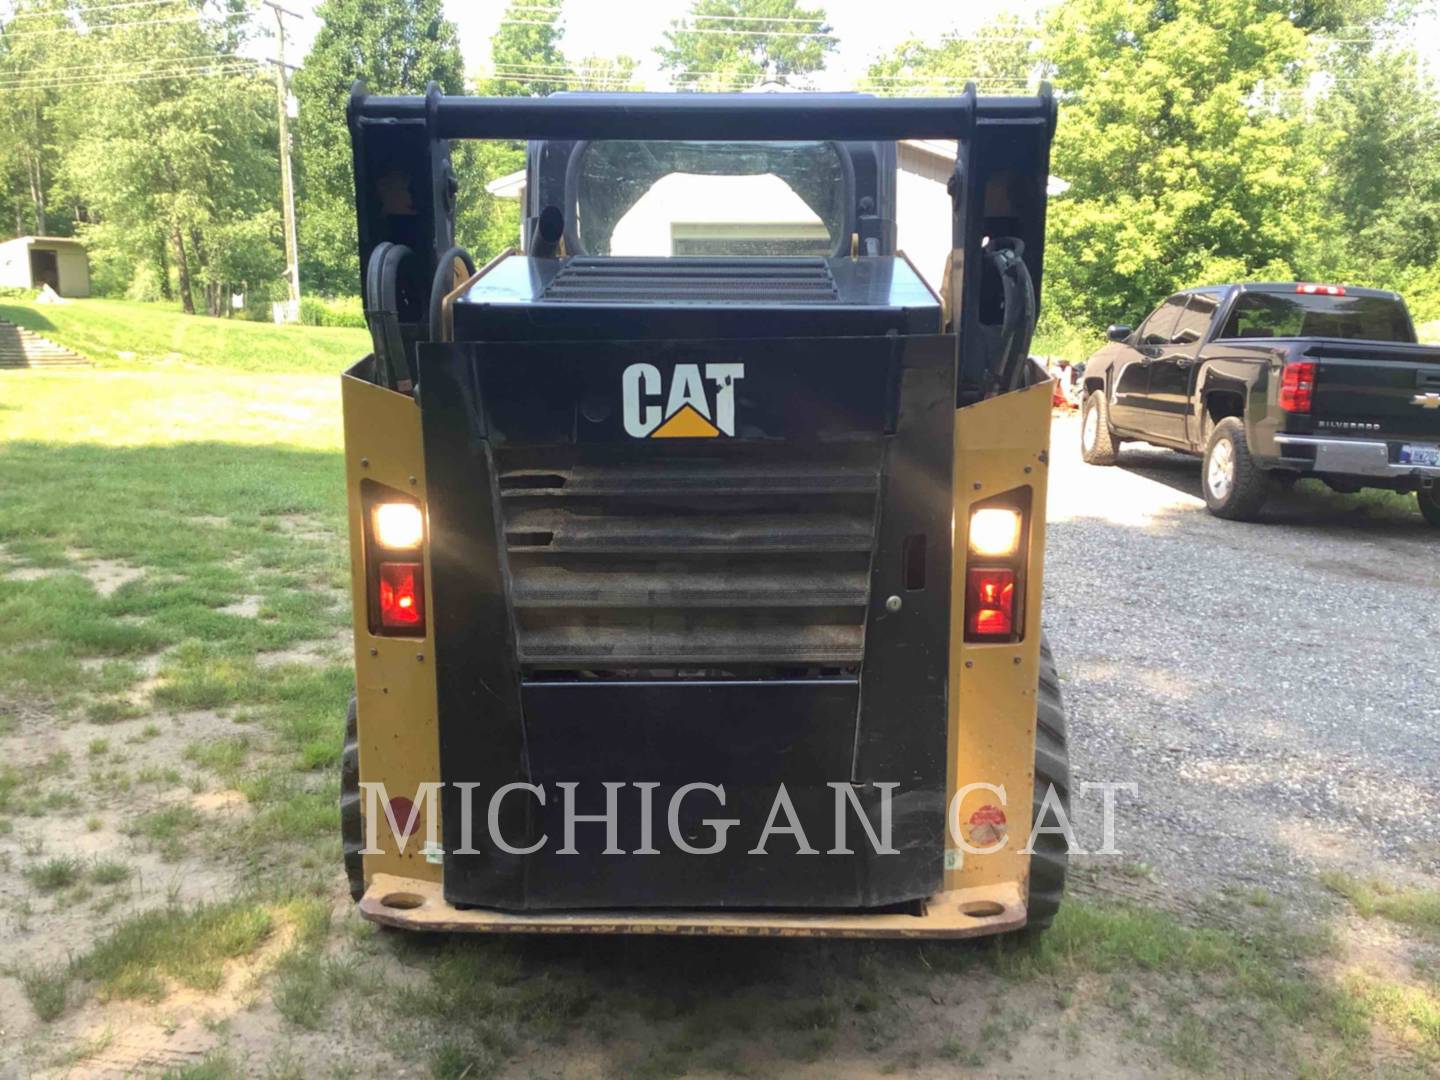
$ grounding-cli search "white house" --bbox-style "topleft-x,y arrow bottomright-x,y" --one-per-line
0,236 -> 91,297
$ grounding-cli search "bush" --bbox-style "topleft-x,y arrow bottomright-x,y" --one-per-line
298,295 -> 365,329
124,264 -> 166,303
0,286 -> 38,300
1032,312 -> 1102,363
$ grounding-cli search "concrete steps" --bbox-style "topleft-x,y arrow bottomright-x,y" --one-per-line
0,317 -> 92,368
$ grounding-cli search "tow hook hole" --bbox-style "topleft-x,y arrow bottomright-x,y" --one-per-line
379,891 -> 426,910
959,900 -> 1006,919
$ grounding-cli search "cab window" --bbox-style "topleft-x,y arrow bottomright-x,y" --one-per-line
1217,291 -> 1414,342
572,140 -> 848,257
1138,295 -> 1187,345
1170,292 -> 1220,345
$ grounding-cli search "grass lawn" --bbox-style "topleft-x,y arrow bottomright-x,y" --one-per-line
1,314 -> 1438,1076
0,297 -> 366,374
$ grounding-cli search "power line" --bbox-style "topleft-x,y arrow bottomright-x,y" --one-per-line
505,3 -> 829,26
0,47 -> 236,73
503,3 -> 827,24
0,9 -> 248,37
0,60 -> 263,90
1,0 -> 200,21
492,16 -> 840,39
0,58 -> 261,89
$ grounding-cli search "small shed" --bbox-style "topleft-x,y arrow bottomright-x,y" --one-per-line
0,236 -> 91,297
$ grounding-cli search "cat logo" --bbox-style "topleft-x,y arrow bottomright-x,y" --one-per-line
622,362 -> 745,438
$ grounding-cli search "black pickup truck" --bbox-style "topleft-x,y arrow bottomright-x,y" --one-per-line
1079,283 -> 1440,522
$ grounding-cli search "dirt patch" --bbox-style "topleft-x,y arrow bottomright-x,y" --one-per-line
273,513 -> 334,543
190,789 -> 250,814
218,595 -> 262,618
64,549 -> 144,597
3,565 -> 61,583
0,549 -> 143,596
256,629 -> 353,669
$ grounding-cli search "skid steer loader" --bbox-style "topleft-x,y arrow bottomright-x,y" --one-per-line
339,86 -> 1070,937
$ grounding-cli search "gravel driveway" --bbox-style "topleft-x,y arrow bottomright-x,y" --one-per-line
1043,413 -> 1440,904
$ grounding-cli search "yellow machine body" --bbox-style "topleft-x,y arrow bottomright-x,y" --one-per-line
343,369 -> 1055,938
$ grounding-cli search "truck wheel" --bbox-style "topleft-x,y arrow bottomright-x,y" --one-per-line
340,693 -> 365,901
1202,417 -> 1271,520
1080,390 -> 1119,465
1419,486 -> 1440,527
1027,635 -> 1071,931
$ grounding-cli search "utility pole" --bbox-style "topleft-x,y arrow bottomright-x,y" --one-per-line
265,0 -> 302,318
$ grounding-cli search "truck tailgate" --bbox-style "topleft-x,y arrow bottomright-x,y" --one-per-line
1306,341 -> 1440,440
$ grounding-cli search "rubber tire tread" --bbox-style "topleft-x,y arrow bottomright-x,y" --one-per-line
1028,635 -> 1071,931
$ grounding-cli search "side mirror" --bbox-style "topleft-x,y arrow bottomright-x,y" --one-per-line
1106,324 -> 1132,342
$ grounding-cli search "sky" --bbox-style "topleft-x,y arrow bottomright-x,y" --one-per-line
267,0 -> 1052,89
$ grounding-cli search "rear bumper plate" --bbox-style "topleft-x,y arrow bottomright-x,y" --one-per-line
1274,435 -> 1440,478
359,873 -> 1027,939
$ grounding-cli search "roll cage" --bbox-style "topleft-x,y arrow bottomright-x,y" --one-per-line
346,85 -> 1058,400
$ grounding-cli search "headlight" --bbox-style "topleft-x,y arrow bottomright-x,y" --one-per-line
968,507 -> 1022,558
373,502 -> 423,550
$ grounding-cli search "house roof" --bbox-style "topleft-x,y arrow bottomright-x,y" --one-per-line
5,235 -> 87,247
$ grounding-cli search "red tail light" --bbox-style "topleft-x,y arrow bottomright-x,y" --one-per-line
966,568 -> 1015,638
1296,283 -> 1345,296
378,562 -> 424,630
1279,361 -> 1316,413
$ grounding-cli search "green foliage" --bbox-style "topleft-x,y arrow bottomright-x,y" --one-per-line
1041,0 -> 1316,327
480,1 -> 566,96
862,14 -> 1038,95
658,0 -> 837,90
571,55 -> 642,92
292,0 -> 465,294
298,294 -> 365,328
38,2 -> 285,316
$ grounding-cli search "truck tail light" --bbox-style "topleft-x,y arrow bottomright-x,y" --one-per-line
378,562 -> 424,629
1279,361 -> 1316,413
1296,283 -> 1345,296
962,492 -> 1029,643
966,568 -> 1015,638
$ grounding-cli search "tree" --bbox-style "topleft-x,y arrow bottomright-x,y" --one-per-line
570,55 -> 640,92
457,7 -> 644,261
1311,45 -> 1440,277
1039,0 -> 1324,328
292,0 -> 464,294
479,0 -> 566,96
56,2 -> 282,314
657,0 -> 836,90
0,0 -> 72,237
861,15 -> 1040,95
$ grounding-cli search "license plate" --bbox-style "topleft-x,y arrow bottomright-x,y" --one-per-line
1400,443 -> 1440,467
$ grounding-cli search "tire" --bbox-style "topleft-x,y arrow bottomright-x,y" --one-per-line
340,693 -> 365,901
1202,417 -> 1271,520
1419,486 -> 1440,527
1080,390 -> 1119,466
1027,635 -> 1071,931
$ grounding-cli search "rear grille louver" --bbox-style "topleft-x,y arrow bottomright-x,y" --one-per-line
497,447 -> 882,673
541,257 -> 840,305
